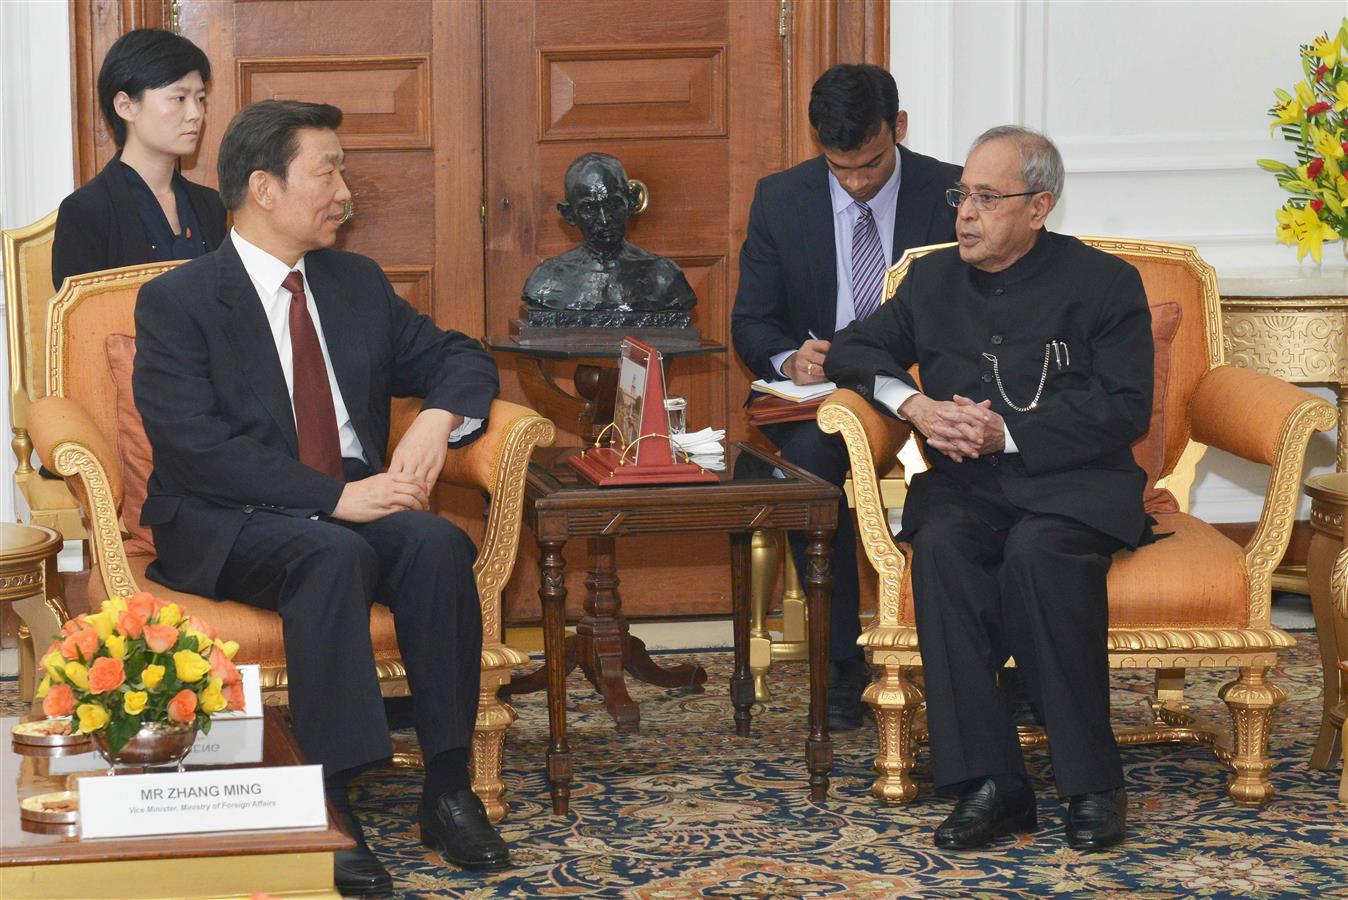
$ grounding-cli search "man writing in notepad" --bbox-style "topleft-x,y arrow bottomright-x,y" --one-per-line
730,64 -> 959,731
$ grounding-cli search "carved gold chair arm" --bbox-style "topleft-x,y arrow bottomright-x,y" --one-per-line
27,395 -> 138,601
818,389 -> 912,630
1188,364 -> 1337,604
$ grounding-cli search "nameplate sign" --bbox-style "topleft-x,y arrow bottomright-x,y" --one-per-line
78,764 -> 325,839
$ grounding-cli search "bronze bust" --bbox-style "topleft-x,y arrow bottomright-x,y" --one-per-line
522,153 -> 696,329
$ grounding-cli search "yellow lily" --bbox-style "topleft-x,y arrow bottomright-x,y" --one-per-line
1310,124 -> 1346,160
1294,80 -> 1317,107
1335,81 -> 1348,113
1275,203 -> 1339,263
1308,33 -> 1341,63
1270,95 -> 1303,134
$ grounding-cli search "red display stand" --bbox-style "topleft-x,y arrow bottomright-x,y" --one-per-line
568,337 -> 718,486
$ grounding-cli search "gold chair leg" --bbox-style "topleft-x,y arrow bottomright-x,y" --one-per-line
866,658 -> 923,803
471,667 -> 517,823
776,537 -> 808,657
748,529 -> 778,703
1219,666 -> 1285,806
1150,667 -> 1190,726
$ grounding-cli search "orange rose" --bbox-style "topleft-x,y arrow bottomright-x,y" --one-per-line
209,647 -> 242,686
87,657 -> 126,694
61,615 -> 89,636
184,615 -> 219,641
60,628 -> 100,662
42,682 -> 76,718
127,592 -> 158,622
167,688 -> 198,724
117,609 -> 147,639
143,623 -> 180,654
224,681 -> 247,712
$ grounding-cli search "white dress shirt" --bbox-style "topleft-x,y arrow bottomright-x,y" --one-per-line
230,229 -> 480,464
769,153 -> 902,377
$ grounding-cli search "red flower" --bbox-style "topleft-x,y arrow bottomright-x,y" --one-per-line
1341,141 -> 1348,155
1311,199 -> 1325,213
1308,158 -> 1325,179
1306,101 -> 1332,116
1316,64 -> 1330,82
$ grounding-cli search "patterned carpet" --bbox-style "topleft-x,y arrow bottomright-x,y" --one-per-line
7,635 -> 1347,898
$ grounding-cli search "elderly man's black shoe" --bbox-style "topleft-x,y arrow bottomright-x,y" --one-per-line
1067,787 -> 1127,851
934,777 -> 1037,850
332,807 -> 393,898
420,788 -> 511,871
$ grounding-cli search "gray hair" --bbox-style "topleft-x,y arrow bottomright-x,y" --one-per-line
970,125 -> 1064,199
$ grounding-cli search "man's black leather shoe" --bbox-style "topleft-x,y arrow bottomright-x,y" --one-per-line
332,807 -> 393,898
827,657 -> 870,732
934,777 -> 1037,850
420,788 -> 511,871
1066,787 -> 1127,851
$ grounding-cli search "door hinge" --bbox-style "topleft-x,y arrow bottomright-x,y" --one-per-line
778,0 -> 790,39
480,203 -> 486,224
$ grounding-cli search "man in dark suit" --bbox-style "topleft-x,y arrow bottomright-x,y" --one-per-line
133,100 -> 508,896
826,125 -> 1153,852
731,64 -> 960,731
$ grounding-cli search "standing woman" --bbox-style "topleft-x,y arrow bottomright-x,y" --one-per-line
52,29 -> 226,289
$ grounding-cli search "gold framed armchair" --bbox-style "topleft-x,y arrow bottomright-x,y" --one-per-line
818,238 -> 1337,806
3,210 -> 86,539
25,262 -> 555,821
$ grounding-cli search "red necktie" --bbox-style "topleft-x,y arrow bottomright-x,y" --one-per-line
281,270 -> 344,479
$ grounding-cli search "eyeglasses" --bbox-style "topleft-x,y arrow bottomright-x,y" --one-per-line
945,188 -> 1040,211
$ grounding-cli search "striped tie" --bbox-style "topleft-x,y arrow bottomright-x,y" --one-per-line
850,201 -> 885,322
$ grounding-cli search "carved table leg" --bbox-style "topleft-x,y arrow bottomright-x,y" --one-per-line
577,536 -> 641,732
539,539 -> 573,815
804,525 -> 834,801
730,531 -> 755,736
1220,666 -> 1285,806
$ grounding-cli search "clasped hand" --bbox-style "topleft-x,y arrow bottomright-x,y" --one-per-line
331,408 -> 462,522
898,393 -> 1005,463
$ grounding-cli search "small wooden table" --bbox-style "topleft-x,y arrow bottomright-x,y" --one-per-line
0,523 -> 68,702
0,708 -> 351,899
1306,472 -> 1347,780
514,443 -> 839,814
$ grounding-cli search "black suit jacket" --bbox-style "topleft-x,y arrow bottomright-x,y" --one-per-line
826,232 -> 1154,547
132,236 -> 500,595
52,155 -> 228,290
731,144 -> 961,381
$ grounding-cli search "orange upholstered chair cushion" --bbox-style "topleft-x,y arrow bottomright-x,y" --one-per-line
105,334 -> 156,556
96,557 -> 406,673
895,512 -> 1247,630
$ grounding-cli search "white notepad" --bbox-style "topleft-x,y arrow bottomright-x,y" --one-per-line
750,378 -> 837,402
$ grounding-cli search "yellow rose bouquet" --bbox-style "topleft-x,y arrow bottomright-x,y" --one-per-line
1257,17 -> 1348,263
35,591 -> 244,755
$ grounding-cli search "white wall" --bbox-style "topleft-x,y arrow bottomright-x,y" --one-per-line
893,0 -> 1344,522
0,0 -> 75,526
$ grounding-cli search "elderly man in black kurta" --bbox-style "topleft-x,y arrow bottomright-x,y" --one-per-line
825,125 -> 1153,852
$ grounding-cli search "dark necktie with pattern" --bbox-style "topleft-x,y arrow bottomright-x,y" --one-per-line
281,270 -> 343,479
850,200 -> 885,322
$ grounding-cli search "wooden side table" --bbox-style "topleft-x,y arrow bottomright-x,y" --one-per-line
1306,473 -> 1347,778
516,443 -> 839,815
0,523 -> 68,701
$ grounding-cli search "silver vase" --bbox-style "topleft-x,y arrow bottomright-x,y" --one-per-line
91,722 -> 198,774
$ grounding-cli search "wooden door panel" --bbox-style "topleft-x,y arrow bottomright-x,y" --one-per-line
487,0 -> 785,621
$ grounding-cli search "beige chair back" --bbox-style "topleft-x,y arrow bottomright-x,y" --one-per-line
45,262 -> 185,505
3,210 -> 58,473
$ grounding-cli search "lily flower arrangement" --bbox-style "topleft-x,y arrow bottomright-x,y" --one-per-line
1258,18 -> 1348,263
35,592 -> 244,753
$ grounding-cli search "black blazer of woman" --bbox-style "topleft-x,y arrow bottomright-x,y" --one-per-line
51,154 -> 228,290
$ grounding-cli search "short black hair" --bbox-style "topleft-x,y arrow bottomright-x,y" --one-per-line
97,29 -> 211,148
217,100 -> 344,211
563,152 -> 628,200
807,64 -> 899,152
